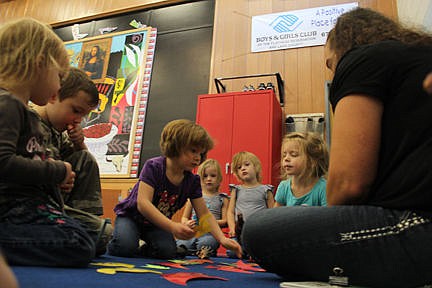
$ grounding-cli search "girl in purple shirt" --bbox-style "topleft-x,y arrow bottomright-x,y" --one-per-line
108,119 -> 241,259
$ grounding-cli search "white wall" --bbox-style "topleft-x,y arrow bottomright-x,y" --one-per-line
397,0 -> 432,31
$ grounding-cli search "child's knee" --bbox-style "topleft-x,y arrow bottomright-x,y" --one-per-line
197,237 -> 219,252
107,237 -> 138,257
154,246 -> 177,259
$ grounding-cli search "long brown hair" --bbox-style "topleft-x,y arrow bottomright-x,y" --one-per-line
328,7 -> 432,62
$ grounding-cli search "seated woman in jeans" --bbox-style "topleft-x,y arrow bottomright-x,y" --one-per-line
242,7 -> 432,288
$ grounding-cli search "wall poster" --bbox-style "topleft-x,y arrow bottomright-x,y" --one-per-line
251,2 -> 358,52
64,26 -> 157,178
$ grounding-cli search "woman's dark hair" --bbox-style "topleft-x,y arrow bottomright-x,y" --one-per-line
328,7 -> 432,61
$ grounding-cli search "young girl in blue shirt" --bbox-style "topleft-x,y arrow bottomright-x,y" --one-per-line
274,132 -> 329,207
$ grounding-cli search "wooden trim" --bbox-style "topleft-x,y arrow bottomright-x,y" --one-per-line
51,0 -> 189,27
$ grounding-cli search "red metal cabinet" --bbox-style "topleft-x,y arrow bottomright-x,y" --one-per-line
196,90 -> 282,193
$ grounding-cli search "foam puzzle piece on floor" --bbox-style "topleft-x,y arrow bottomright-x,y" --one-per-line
235,260 -> 266,272
218,261 -> 261,271
96,267 -> 162,275
162,272 -> 228,286
205,265 -> 254,274
141,264 -> 171,270
90,262 -> 135,268
156,262 -> 189,269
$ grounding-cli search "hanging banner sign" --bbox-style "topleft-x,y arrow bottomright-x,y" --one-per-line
251,2 -> 358,52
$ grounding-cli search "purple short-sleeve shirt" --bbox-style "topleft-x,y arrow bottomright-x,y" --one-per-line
114,156 -> 202,224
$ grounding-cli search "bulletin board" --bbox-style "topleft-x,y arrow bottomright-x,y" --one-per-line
64,26 -> 157,178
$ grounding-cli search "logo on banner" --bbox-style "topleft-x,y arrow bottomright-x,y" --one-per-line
270,15 -> 303,33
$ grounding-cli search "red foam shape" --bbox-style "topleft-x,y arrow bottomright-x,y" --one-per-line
235,260 -> 266,272
162,272 -> 228,286
156,262 -> 188,270
205,265 -> 254,274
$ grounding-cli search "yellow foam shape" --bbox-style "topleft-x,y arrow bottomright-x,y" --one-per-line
141,264 -> 170,270
194,213 -> 212,238
97,268 -> 117,275
97,267 -> 162,275
90,262 -> 135,268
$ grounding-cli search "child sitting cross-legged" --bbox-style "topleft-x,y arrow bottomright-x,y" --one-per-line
176,159 -> 229,258
31,67 -> 113,255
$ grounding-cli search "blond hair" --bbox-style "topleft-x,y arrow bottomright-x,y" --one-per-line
160,119 -> 214,161
197,159 -> 223,190
231,151 -> 262,182
281,132 -> 329,181
0,18 -> 69,91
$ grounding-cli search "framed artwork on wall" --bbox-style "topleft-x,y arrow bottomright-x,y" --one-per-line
79,39 -> 111,82
64,26 -> 157,178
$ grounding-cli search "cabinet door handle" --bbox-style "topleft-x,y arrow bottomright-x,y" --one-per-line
225,162 -> 230,175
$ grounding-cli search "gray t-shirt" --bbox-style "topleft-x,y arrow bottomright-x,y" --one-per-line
231,184 -> 273,221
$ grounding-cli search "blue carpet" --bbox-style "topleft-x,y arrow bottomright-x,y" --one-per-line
12,254 -> 281,288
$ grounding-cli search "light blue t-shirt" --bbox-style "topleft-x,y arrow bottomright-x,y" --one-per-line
275,177 -> 327,206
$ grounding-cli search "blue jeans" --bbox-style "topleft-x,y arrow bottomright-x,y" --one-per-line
64,205 -> 113,256
242,206 -> 432,288
176,233 -> 219,256
107,216 -> 177,259
0,199 -> 95,267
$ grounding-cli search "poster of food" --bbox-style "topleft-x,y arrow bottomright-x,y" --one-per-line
65,27 -> 157,177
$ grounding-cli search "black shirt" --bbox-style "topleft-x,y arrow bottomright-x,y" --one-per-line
330,41 -> 432,211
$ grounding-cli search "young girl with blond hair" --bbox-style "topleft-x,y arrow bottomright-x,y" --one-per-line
177,159 -> 229,257
227,151 -> 274,258
274,132 -> 329,207
0,18 -> 95,267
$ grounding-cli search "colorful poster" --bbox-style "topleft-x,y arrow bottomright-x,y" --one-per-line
65,27 -> 157,177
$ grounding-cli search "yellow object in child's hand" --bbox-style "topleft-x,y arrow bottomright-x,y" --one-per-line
194,213 -> 212,238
